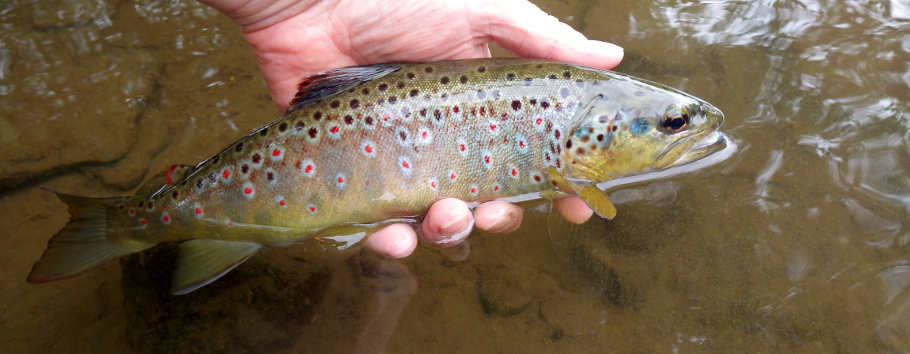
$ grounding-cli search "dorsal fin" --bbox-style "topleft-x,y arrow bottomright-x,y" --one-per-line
286,64 -> 401,114
140,164 -> 194,199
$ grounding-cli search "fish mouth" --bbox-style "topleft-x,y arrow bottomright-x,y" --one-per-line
671,131 -> 727,166
654,130 -> 727,168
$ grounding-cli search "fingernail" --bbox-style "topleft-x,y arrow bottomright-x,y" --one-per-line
485,215 -> 514,234
440,214 -> 471,234
597,40 -> 624,54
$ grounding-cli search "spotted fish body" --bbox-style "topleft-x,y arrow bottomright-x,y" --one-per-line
28,59 -> 726,294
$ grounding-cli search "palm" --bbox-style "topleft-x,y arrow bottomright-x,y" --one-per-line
244,1 -> 492,110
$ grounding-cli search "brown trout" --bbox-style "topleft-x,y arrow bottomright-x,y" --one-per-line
28,59 -> 726,294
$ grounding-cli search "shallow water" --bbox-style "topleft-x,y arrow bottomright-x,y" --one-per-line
2,0 -> 909,352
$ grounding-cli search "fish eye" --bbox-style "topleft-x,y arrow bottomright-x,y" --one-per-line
660,112 -> 689,133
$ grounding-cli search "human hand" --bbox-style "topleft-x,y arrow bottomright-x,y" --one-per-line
201,0 -> 621,258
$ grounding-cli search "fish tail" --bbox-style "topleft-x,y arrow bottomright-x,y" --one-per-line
27,190 -> 154,283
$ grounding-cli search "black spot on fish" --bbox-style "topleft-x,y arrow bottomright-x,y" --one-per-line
597,134 -> 605,142
441,76 -> 450,84
241,164 -> 249,173
344,115 -> 354,125
541,101 -> 550,109
410,89 -> 419,97
252,153 -> 262,163
208,173 -> 215,182
399,130 -> 407,141
434,109 -> 442,121
566,139 -> 573,149
407,72 -> 416,79
529,99 -> 537,105
259,128 -> 268,136
314,111 -> 322,120
361,88 -> 370,95
295,121 -> 305,131
388,96 -> 397,104
350,99 -> 360,109
554,129 -> 561,139
365,116 -> 374,125
138,201 -> 144,207
563,71 -> 571,79
235,142 -> 244,152
278,122 -> 287,132
267,171 -> 274,181
212,155 -> 220,163
506,73 -> 515,81
378,83 -> 388,91
172,191 -> 179,200
419,108 -> 427,117
477,66 -> 486,73
397,81 -> 405,89
511,100 -> 521,111
424,67 -> 434,73
548,74 -> 557,80
195,179 -> 203,189
307,128 -> 318,138
459,75 -> 468,83
330,100 -> 340,108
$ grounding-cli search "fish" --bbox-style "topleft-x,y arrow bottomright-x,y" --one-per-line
27,58 -> 726,294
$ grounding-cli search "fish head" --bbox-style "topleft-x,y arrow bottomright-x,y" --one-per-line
561,76 -> 725,183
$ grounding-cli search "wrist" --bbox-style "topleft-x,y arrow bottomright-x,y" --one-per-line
198,0 -> 328,32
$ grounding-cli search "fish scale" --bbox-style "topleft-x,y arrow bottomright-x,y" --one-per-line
27,58 -> 727,294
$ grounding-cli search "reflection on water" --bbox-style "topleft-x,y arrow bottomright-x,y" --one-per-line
2,0 -> 910,352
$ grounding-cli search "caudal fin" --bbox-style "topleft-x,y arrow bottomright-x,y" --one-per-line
27,191 -> 153,283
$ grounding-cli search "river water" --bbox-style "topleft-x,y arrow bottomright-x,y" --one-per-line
1,0 -> 909,352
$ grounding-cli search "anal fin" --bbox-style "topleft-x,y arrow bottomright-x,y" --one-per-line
172,239 -> 261,295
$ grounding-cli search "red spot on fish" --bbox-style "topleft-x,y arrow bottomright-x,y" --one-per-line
195,207 -> 202,215
402,161 -> 410,168
279,200 -> 286,206
489,123 -> 497,132
244,187 -> 252,194
162,215 -> 170,223
165,164 -> 177,183
484,155 -> 491,163
222,170 -> 230,179
305,165 -> 313,173
128,208 -> 135,216
511,168 -> 518,176
365,145 -> 373,153
329,126 -> 340,134
422,131 -> 428,138
470,187 -> 477,193
272,149 -> 281,156
337,176 -> 344,183
534,175 -> 542,182
453,105 -> 460,113
139,219 -> 147,226
228,221 -> 234,227
519,140 -> 526,148
450,172 -> 456,180
493,185 -> 500,191
460,144 -> 466,151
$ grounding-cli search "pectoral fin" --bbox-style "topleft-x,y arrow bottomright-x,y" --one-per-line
172,239 -> 261,295
547,167 -> 617,220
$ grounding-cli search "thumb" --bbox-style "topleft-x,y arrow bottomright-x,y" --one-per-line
471,0 -> 623,70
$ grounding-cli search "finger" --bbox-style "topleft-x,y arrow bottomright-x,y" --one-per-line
474,201 -> 524,234
553,196 -> 594,224
419,198 -> 474,247
364,223 -> 418,259
471,0 -> 623,70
